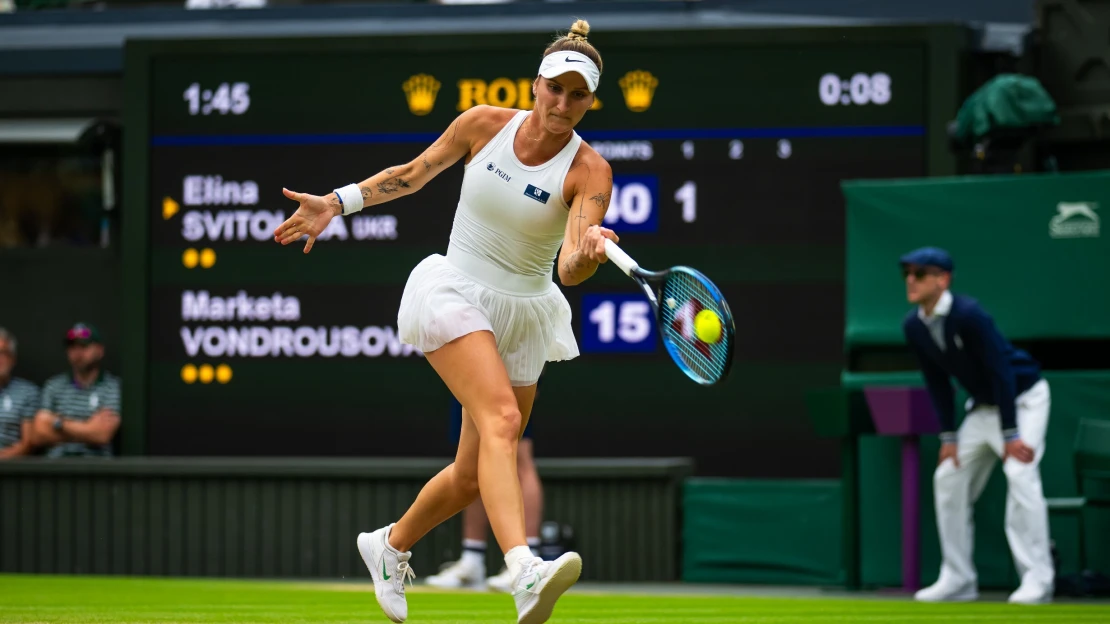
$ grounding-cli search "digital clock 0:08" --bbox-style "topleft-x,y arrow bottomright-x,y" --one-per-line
183,82 -> 251,116
818,73 -> 891,106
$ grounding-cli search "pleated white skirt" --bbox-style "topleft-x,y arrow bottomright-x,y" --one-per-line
397,245 -> 579,385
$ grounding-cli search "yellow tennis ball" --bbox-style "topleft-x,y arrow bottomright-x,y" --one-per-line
694,309 -> 722,344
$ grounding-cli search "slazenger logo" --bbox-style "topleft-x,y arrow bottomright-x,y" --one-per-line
1050,202 -> 1100,238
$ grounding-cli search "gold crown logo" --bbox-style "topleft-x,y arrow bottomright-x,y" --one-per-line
402,74 -> 441,116
618,70 -> 658,113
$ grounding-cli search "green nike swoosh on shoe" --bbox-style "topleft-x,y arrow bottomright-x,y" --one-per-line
383,560 -> 391,580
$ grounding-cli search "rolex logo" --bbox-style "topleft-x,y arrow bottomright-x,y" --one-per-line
403,74 -> 441,116
618,70 -> 658,113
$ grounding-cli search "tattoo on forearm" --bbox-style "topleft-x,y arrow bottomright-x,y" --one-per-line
377,177 -> 411,195
423,156 -> 432,171
359,186 -> 373,201
561,250 -> 592,276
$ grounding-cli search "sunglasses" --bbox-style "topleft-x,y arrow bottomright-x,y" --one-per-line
902,266 -> 941,280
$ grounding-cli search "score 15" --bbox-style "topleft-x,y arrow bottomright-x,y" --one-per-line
581,294 -> 656,354
183,82 -> 251,116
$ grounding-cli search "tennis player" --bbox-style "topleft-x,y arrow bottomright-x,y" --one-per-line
275,20 -> 616,624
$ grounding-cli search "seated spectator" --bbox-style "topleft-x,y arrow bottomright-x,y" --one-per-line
31,323 -> 121,457
0,327 -> 40,458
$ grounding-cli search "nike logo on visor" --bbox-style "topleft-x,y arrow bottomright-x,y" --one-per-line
565,56 -> 584,63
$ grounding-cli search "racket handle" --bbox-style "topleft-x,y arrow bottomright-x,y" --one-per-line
603,239 -> 639,276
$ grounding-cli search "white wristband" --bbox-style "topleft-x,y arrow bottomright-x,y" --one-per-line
333,183 -> 363,216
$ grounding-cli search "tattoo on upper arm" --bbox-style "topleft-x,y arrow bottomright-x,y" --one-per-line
431,120 -> 460,150
426,120 -> 460,166
560,163 -> 613,279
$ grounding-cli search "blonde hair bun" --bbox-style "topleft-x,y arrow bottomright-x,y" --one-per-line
568,19 -> 590,41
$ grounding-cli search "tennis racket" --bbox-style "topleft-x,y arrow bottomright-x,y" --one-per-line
603,239 -> 735,385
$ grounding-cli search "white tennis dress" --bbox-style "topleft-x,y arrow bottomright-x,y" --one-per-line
397,110 -> 581,385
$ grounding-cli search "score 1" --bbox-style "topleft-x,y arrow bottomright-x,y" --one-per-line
580,294 -> 656,354
602,174 -> 699,228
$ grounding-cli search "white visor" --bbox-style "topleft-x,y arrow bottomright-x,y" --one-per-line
538,51 -> 600,92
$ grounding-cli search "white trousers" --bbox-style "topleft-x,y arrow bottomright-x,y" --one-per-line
931,379 -> 1054,591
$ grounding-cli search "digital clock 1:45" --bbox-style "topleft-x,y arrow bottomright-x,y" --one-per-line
183,82 -> 251,116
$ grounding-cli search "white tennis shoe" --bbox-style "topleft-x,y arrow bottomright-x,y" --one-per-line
357,524 -> 416,622
425,555 -> 487,590
512,552 -> 582,624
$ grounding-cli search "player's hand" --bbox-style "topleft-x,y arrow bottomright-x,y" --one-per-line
938,442 -> 960,468
274,188 -> 336,253
1004,438 -> 1035,463
581,225 -> 619,263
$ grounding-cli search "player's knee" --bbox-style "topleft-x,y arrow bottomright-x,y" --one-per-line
479,405 -> 522,443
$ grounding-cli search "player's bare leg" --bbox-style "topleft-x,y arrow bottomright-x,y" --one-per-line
359,331 -> 522,621
519,439 -> 544,544
426,399 -> 541,591
390,330 -> 530,553
489,438 -> 545,592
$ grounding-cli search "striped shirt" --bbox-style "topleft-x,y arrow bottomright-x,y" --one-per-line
0,377 -> 40,451
40,371 -> 122,458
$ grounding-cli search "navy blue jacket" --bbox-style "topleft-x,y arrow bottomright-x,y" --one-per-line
903,293 -> 1041,439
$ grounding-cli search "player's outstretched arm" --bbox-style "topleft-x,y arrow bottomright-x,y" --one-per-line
558,152 -> 617,286
274,107 -> 488,253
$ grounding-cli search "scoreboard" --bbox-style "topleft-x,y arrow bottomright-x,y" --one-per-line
122,26 -> 963,476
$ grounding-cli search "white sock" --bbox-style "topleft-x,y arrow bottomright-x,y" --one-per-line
527,536 -> 540,557
463,538 -> 487,551
505,545 -> 534,581
461,550 -> 485,568
460,538 -> 486,569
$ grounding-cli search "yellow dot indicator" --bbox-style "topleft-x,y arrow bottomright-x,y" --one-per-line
181,364 -> 198,384
200,248 -> 216,268
198,364 -> 215,384
183,248 -> 199,268
216,364 -> 233,384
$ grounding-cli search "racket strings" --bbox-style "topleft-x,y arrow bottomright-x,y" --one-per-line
660,272 -> 731,384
